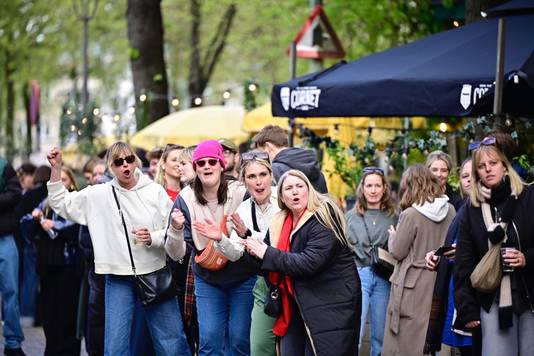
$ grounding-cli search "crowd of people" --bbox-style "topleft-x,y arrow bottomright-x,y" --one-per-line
0,124 -> 532,356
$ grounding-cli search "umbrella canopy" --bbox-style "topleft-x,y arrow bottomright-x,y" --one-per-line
131,105 -> 248,150
271,7 -> 534,118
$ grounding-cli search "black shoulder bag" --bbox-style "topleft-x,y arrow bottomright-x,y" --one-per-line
112,186 -> 175,306
362,215 -> 395,280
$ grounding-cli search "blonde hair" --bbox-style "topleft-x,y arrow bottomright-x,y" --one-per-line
469,145 -> 524,207
155,145 -> 183,188
105,142 -> 142,176
277,169 -> 348,246
399,164 -> 445,210
355,171 -> 395,216
61,167 -> 79,191
426,150 -> 453,171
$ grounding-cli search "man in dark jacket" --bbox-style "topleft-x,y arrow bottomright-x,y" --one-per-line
252,125 -> 328,193
0,156 -> 26,356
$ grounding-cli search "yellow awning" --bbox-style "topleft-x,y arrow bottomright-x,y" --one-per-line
131,105 -> 249,151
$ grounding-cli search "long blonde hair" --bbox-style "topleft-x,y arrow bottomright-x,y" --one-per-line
277,169 -> 348,246
105,142 -> 142,176
398,164 -> 444,210
154,144 -> 183,188
470,145 -> 524,207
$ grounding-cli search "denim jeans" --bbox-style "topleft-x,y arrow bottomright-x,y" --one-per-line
357,266 -> 390,356
0,234 -> 25,349
104,275 -> 191,356
194,275 -> 256,356
20,239 -> 39,320
480,302 -> 534,356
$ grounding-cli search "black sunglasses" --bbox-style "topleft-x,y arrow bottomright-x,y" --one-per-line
468,136 -> 496,151
113,155 -> 136,167
362,166 -> 384,175
196,158 -> 218,168
241,151 -> 269,162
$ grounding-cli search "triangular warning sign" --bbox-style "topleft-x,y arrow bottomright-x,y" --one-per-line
288,5 -> 345,59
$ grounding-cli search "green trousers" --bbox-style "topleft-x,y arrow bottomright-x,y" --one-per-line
250,277 -> 277,356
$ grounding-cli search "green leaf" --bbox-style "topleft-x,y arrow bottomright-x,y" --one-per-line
153,73 -> 163,82
129,47 -> 140,60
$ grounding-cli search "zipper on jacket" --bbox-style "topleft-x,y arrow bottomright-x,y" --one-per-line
294,293 -> 318,356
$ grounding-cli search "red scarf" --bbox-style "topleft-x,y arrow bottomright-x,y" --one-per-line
269,211 -> 305,336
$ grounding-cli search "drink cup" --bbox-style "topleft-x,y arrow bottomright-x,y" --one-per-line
132,226 -> 145,245
501,247 -> 515,273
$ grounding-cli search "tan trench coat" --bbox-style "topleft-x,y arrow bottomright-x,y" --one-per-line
382,205 -> 455,356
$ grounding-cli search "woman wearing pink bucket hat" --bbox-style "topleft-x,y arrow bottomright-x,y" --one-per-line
165,140 -> 256,356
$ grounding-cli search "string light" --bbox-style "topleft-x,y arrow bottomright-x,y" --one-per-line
453,21 -> 460,28
66,109 -> 72,115
439,122 -> 448,133
128,106 -> 136,115
194,97 -> 202,106
81,117 -> 88,125
92,107 -> 100,116
223,91 -> 231,99
139,94 -> 147,102
248,83 -> 257,92
70,125 -> 76,132
113,114 -> 121,122
171,98 -> 180,107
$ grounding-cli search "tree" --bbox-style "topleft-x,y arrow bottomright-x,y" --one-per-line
127,0 -> 169,129
187,0 -> 237,107
465,0 -> 507,23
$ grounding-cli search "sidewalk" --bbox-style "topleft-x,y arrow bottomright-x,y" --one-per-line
0,324 -> 88,356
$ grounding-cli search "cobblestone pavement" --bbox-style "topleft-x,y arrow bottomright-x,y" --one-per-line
0,324 -> 88,356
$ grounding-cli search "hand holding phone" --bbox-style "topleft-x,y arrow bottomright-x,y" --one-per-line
434,245 -> 455,257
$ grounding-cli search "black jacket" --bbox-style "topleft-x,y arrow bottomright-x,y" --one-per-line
272,148 -> 328,194
445,184 -> 463,212
0,161 -> 22,236
454,184 -> 534,329
261,212 -> 361,356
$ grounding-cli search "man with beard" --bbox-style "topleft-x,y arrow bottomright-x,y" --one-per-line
219,139 -> 239,180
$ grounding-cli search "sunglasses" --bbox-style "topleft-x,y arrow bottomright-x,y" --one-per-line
363,166 -> 384,175
113,155 -> 136,167
196,159 -> 219,168
241,151 -> 269,162
468,136 -> 496,151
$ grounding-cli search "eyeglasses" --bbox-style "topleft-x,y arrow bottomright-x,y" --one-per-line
241,151 -> 269,162
468,136 -> 496,151
113,155 -> 136,167
362,166 -> 384,175
196,159 -> 218,168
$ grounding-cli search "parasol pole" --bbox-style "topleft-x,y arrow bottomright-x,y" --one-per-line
493,18 -> 506,126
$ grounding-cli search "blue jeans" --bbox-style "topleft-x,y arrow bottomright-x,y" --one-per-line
0,234 -> 24,349
357,266 -> 390,356
104,275 -> 191,356
194,275 -> 256,356
20,239 -> 39,320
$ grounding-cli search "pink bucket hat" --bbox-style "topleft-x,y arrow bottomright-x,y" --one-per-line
192,140 -> 227,170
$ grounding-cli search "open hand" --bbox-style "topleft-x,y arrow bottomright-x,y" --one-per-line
193,219 -> 222,241
425,250 -> 440,271
242,238 -> 268,259
230,212 -> 247,237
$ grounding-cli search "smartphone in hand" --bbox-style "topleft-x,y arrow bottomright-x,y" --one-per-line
434,245 -> 455,257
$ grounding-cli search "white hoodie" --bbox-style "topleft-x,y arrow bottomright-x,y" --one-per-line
412,195 -> 450,222
47,169 -> 173,275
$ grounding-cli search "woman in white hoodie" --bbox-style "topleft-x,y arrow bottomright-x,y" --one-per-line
382,164 -> 455,356
46,142 -> 191,356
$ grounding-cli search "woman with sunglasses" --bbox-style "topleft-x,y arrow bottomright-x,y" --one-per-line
243,169 -> 361,356
346,166 -> 397,356
424,158 -> 475,356
165,140 -> 253,356
208,150 -> 280,356
46,142 -> 191,356
454,143 -> 534,356
382,164 -> 455,356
